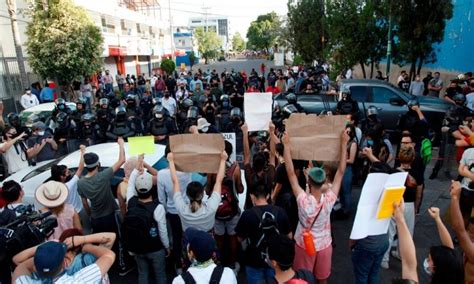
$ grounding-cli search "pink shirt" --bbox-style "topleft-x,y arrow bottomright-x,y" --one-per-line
295,190 -> 337,251
48,204 -> 75,241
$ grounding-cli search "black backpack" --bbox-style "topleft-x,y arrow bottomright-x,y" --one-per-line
182,265 -> 224,284
122,198 -> 163,254
216,162 -> 239,221
252,206 -> 280,262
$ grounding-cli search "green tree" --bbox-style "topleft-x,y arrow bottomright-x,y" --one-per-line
160,58 -> 176,75
189,51 -> 196,70
231,32 -> 245,52
391,0 -> 453,79
246,12 -> 280,52
194,27 -> 222,64
25,0 -> 103,89
287,0 -> 325,63
326,0 -> 388,78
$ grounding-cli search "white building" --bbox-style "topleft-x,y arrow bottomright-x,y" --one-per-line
188,16 -> 229,51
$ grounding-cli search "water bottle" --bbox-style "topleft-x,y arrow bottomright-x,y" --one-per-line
303,230 -> 316,256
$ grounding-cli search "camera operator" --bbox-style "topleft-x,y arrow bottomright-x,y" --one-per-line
0,180 -> 26,224
0,127 -> 42,175
26,122 -> 57,163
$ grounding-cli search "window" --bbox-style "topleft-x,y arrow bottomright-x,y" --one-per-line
101,16 -> 115,33
22,158 -> 61,182
348,86 -> 368,101
191,20 -> 201,23
136,23 -> 141,34
371,87 -> 398,103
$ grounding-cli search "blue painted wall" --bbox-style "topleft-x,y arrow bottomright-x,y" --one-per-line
424,0 -> 473,72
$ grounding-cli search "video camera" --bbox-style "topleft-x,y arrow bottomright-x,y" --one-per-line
0,211 -> 57,262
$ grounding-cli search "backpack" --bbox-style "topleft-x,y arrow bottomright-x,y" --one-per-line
251,206 -> 280,262
122,199 -> 163,254
182,265 -> 224,284
421,138 -> 432,166
216,162 -> 239,221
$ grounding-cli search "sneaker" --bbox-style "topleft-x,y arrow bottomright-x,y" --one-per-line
381,260 -> 389,269
119,265 -> 135,276
391,250 -> 401,261
231,262 -> 240,276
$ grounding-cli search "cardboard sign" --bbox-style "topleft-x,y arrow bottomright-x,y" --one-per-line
286,114 -> 347,161
128,136 -> 156,155
244,92 -> 273,132
170,134 -> 225,173
222,132 -> 236,162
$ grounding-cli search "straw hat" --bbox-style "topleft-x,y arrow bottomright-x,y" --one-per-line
35,181 -> 68,208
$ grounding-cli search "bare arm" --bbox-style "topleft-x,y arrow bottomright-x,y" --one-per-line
12,258 -> 35,282
242,123 -> 251,165
73,211 -> 82,231
64,232 -> 116,249
282,132 -> 304,197
394,202 -> 419,283
332,130 -> 350,197
82,197 -> 91,216
81,244 -> 116,277
428,207 -> 453,248
0,133 -> 27,153
269,122 -> 276,167
75,145 -> 86,178
450,181 -> 474,260
168,153 -> 180,194
13,244 -> 39,265
233,164 -> 244,194
272,183 -> 283,204
213,151 -> 228,195
112,137 -> 126,172
347,142 -> 357,164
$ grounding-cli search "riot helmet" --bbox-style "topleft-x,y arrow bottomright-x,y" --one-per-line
55,98 -> 67,111
56,112 -> 69,128
182,98 -> 194,109
7,112 -> 19,127
76,97 -> 86,110
187,106 -> 199,119
453,93 -> 466,105
81,113 -> 95,123
126,94 -> 137,107
115,105 -> 127,121
99,98 -> 109,109
286,93 -> 297,104
367,106 -> 378,116
152,105 -> 166,120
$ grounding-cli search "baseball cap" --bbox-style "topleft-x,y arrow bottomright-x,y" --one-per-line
308,167 -> 326,184
185,227 -> 215,262
33,121 -> 46,131
84,153 -> 99,168
135,172 -> 153,194
34,241 -> 67,278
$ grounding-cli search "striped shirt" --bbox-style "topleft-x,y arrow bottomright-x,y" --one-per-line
16,263 -> 103,284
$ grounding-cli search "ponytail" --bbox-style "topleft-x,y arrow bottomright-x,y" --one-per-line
190,199 -> 202,213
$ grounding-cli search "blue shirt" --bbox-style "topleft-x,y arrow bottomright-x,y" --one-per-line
40,87 -> 54,102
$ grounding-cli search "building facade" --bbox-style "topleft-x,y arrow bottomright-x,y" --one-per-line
188,16 -> 229,51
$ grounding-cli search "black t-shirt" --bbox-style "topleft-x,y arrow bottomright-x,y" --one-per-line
235,205 -> 291,268
445,86 -> 463,99
398,164 -> 423,203
259,269 -> 316,284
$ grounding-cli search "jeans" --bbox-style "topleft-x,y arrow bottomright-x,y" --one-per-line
135,249 -> 167,284
118,83 -> 124,91
382,202 -> 415,263
83,95 -> 92,111
245,266 -> 275,284
105,83 -> 113,93
341,165 -> 353,214
352,235 -> 389,284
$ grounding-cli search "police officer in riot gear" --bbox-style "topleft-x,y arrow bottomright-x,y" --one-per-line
147,105 -> 177,145
177,98 -> 194,128
77,113 -> 98,146
283,93 -> 305,113
216,94 -> 233,131
71,98 -> 87,125
95,108 -> 110,143
181,106 -> 199,133
125,94 -> 143,134
106,92 -> 121,109
361,106 -> 383,133
7,112 -> 29,134
54,112 -> 76,155
223,107 -> 243,133
98,97 -> 115,119
106,105 -> 135,141
336,86 -> 359,115
139,90 -> 155,121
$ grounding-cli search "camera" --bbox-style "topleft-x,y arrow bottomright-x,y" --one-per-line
0,211 -> 57,262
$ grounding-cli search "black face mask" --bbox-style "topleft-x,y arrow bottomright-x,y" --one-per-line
164,94 -> 170,98
470,83 -> 474,88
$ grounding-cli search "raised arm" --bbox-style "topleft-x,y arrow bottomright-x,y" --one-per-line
112,137 -> 126,172
212,151 -> 228,195
450,181 -> 474,261
362,147 -> 380,163
331,129 -> 350,197
242,123 -> 251,165
13,244 -> 39,265
167,152 -> 180,194
81,244 -> 116,277
282,132 -> 304,197
0,132 -> 27,153
64,232 -> 117,250
75,145 -> 86,178
394,201 -> 419,283
428,207 -> 454,248
268,121 -> 276,167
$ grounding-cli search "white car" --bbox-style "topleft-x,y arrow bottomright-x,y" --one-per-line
20,102 -> 76,126
3,142 -> 247,211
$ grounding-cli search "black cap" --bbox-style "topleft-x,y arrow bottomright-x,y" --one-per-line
84,152 -> 99,168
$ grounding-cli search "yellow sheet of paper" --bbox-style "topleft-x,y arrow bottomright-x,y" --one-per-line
377,186 -> 406,219
128,136 -> 156,155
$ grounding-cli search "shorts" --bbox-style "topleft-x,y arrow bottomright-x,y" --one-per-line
293,243 -> 332,280
214,214 -> 240,236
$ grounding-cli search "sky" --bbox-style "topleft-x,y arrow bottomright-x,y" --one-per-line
160,0 -> 288,38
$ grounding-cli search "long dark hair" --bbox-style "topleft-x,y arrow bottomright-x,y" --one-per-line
51,165 -> 67,182
430,245 -> 464,284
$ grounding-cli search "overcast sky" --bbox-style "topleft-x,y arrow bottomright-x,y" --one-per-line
161,0 -> 288,38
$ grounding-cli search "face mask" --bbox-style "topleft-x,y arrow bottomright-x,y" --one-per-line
38,131 -> 45,136
164,94 -> 169,98
26,91 -> 31,95
423,258 -> 432,276
367,140 -> 374,147
470,83 -> 474,88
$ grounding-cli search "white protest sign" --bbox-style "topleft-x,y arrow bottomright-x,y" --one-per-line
349,172 -> 408,240
244,92 -> 273,132
222,132 -> 236,163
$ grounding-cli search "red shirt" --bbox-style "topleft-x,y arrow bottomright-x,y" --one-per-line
265,86 -> 280,95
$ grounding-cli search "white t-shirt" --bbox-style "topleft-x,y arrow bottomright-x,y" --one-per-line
65,175 -> 83,212
20,94 -> 39,109
81,83 -> 93,98
460,148 -> 474,190
466,92 -> 474,111
162,97 -> 177,116
1,142 -> 29,174
172,263 -> 237,284
173,191 -> 221,232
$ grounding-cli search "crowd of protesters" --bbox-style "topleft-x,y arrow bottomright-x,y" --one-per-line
0,63 -> 473,284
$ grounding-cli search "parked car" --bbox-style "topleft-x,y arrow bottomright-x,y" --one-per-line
20,102 -> 76,126
2,142 -> 248,211
275,79 -> 452,138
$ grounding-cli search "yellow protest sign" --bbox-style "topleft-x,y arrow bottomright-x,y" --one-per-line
128,136 -> 156,155
376,186 -> 406,219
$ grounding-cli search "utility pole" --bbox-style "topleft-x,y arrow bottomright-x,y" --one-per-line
168,0 -> 175,61
6,0 -> 28,92
386,0 -> 393,81
202,6 -> 211,32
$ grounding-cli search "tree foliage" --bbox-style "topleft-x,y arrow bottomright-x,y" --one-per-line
246,12 -> 280,52
160,58 -> 176,75
325,0 -> 388,78
189,51 -> 196,69
25,0 -> 103,85
231,32 -> 245,52
391,0 -> 453,78
287,0 -> 325,63
194,27 -> 222,64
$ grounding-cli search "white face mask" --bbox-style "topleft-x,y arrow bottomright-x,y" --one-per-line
37,131 -> 45,136
423,257 -> 432,276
